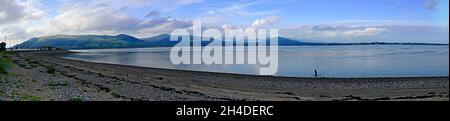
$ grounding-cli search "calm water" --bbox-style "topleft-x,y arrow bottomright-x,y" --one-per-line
64,45 -> 449,77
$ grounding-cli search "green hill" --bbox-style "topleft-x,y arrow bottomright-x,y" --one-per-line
16,34 -> 150,49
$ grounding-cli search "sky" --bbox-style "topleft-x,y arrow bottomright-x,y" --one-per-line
0,0 -> 449,45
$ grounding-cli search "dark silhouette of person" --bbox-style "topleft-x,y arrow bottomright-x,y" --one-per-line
0,42 -> 6,51
314,69 -> 318,77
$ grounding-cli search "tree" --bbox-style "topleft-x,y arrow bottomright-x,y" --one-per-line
0,42 -> 6,51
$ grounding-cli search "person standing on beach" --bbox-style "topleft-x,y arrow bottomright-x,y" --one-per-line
314,69 -> 318,77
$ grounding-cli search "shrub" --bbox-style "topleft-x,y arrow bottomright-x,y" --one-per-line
47,65 -> 56,74
0,56 -> 11,74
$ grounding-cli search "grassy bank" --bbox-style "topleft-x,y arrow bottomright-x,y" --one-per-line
0,51 -> 14,74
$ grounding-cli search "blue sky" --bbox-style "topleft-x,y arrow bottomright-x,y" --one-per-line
0,0 -> 448,44
180,0 -> 447,24
121,0 -> 449,26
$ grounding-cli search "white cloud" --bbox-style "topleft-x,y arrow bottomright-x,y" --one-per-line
196,0 -> 280,25
281,23 -> 449,43
0,0 -> 26,24
0,0 -> 47,41
425,0 -> 439,10
43,4 -> 193,36
251,16 -> 280,27
217,0 -> 276,16
176,0 -> 205,4
204,16 -> 281,30
343,27 -> 387,37
281,25 -> 389,42
40,4 -> 140,34
0,0 -> 195,45
145,11 -> 160,18
221,24 -> 235,29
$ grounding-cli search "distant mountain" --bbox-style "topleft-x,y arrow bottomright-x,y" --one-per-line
141,34 -> 170,42
16,34 -> 448,49
140,34 -> 179,47
16,34 -> 151,49
140,34 -> 310,46
140,34 -> 216,47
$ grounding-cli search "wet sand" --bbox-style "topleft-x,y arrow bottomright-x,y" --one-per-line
1,50 -> 448,101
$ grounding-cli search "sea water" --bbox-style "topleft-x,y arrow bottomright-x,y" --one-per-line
64,45 -> 449,77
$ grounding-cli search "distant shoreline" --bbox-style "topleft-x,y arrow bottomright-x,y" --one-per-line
2,50 -> 447,101
56,44 -> 450,54
21,43 -> 450,50
14,33 -> 448,50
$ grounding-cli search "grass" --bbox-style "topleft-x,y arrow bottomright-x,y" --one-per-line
0,51 -> 12,74
0,51 -> 16,55
20,95 -> 42,101
63,81 -> 69,86
46,65 -> 56,74
27,61 -> 40,68
29,62 -> 40,68
24,58 -> 41,68
69,96 -> 84,101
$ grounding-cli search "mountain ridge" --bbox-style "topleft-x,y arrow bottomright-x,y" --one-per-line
15,34 -> 448,49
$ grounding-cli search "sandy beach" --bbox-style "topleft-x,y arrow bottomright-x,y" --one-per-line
0,50 -> 448,101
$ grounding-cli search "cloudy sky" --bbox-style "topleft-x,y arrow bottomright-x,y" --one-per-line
0,0 -> 449,45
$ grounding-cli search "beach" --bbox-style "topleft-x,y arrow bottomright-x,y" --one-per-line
1,50 -> 448,101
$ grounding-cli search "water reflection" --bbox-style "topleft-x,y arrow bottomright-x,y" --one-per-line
65,45 -> 449,77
